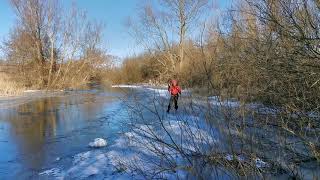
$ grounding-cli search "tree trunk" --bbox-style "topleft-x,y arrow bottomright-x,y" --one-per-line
47,39 -> 55,88
178,0 -> 186,73
35,39 -> 46,87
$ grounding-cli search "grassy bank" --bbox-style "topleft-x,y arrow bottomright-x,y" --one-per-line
0,73 -> 25,96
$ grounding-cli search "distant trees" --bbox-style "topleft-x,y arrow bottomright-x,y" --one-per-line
8,0 -> 60,86
109,53 -> 159,84
128,0 -> 211,80
224,0 -> 320,109
118,0 -> 320,111
2,0 -> 108,89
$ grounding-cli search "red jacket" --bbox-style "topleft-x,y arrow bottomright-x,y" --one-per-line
168,85 -> 181,96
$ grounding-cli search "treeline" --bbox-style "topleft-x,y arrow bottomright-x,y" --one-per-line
114,0 -> 320,112
0,0 -> 112,90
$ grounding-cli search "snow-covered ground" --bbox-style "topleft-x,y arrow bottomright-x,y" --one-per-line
111,84 -> 145,89
39,85 -> 318,179
112,85 -> 279,115
39,85 -> 274,179
40,116 -> 269,179
39,117 -> 214,179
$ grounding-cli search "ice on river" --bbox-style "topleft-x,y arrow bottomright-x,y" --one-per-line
39,168 -> 64,180
89,138 -> 107,148
112,84 -> 192,98
40,119 -> 268,179
67,151 -> 110,179
39,115 -> 218,179
39,85 -> 271,179
111,84 -> 144,89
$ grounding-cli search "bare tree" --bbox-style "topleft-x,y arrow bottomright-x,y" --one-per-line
161,0 -> 210,71
10,0 -> 55,86
128,0 -> 211,80
3,0 -> 106,89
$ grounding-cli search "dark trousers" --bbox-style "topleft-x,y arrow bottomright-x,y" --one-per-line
167,95 -> 179,112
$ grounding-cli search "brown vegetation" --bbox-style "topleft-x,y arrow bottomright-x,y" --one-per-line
117,0 -> 320,110
0,72 -> 25,96
0,0 -> 111,91
113,0 -> 320,178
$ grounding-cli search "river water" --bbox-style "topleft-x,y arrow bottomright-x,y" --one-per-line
0,87 -> 133,179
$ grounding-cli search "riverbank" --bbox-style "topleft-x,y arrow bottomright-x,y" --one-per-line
0,90 -> 67,109
0,82 -> 109,109
0,73 -> 25,97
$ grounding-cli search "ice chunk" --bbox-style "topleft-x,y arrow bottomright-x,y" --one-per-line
89,138 -> 107,148
23,90 -> 41,93
67,151 -> 109,179
225,154 -> 234,161
208,96 -> 240,107
255,158 -> 268,168
39,168 -> 64,179
225,154 -> 244,161
225,154 -> 268,168
146,88 -> 169,97
111,85 -> 143,88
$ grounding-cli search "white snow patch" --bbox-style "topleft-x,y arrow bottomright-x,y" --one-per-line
225,154 -> 244,162
23,90 -> 41,93
146,87 -> 169,97
255,158 -> 268,168
89,138 -> 107,148
208,96 -> 240,107
106,150 -> 145,172
42,150 -> 132,179
208,96 -> 282,116
147,87 -> 192,98
112,84 -> 170,97
307,111 -> 320,118
165,120 -> 217,145
225,154 -> 268,168
67,150 -> 110,179
56,120 -> 217,179
111,85 -> 144,88
111,84 -> 191,98
39,168 -> 64,180
247,103 -> 279,115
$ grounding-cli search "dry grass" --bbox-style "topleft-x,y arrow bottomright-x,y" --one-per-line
0,73 -> 25,96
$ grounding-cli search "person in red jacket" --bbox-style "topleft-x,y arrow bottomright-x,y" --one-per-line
167,79 -> 181,113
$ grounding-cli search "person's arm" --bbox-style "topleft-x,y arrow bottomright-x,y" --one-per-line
178,86 -> 181,95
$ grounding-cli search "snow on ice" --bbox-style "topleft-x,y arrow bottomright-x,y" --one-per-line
89,138 -> 107,148
39,168 -> 64,180
111,84 -> 144,89
39,85 -> 271,179
39,117 -> 217,179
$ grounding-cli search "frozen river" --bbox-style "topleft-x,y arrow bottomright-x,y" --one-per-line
0,87 -> 134,179
1,86 -> 318,179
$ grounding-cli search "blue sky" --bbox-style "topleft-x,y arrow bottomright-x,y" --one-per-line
0,0 -> 231,59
